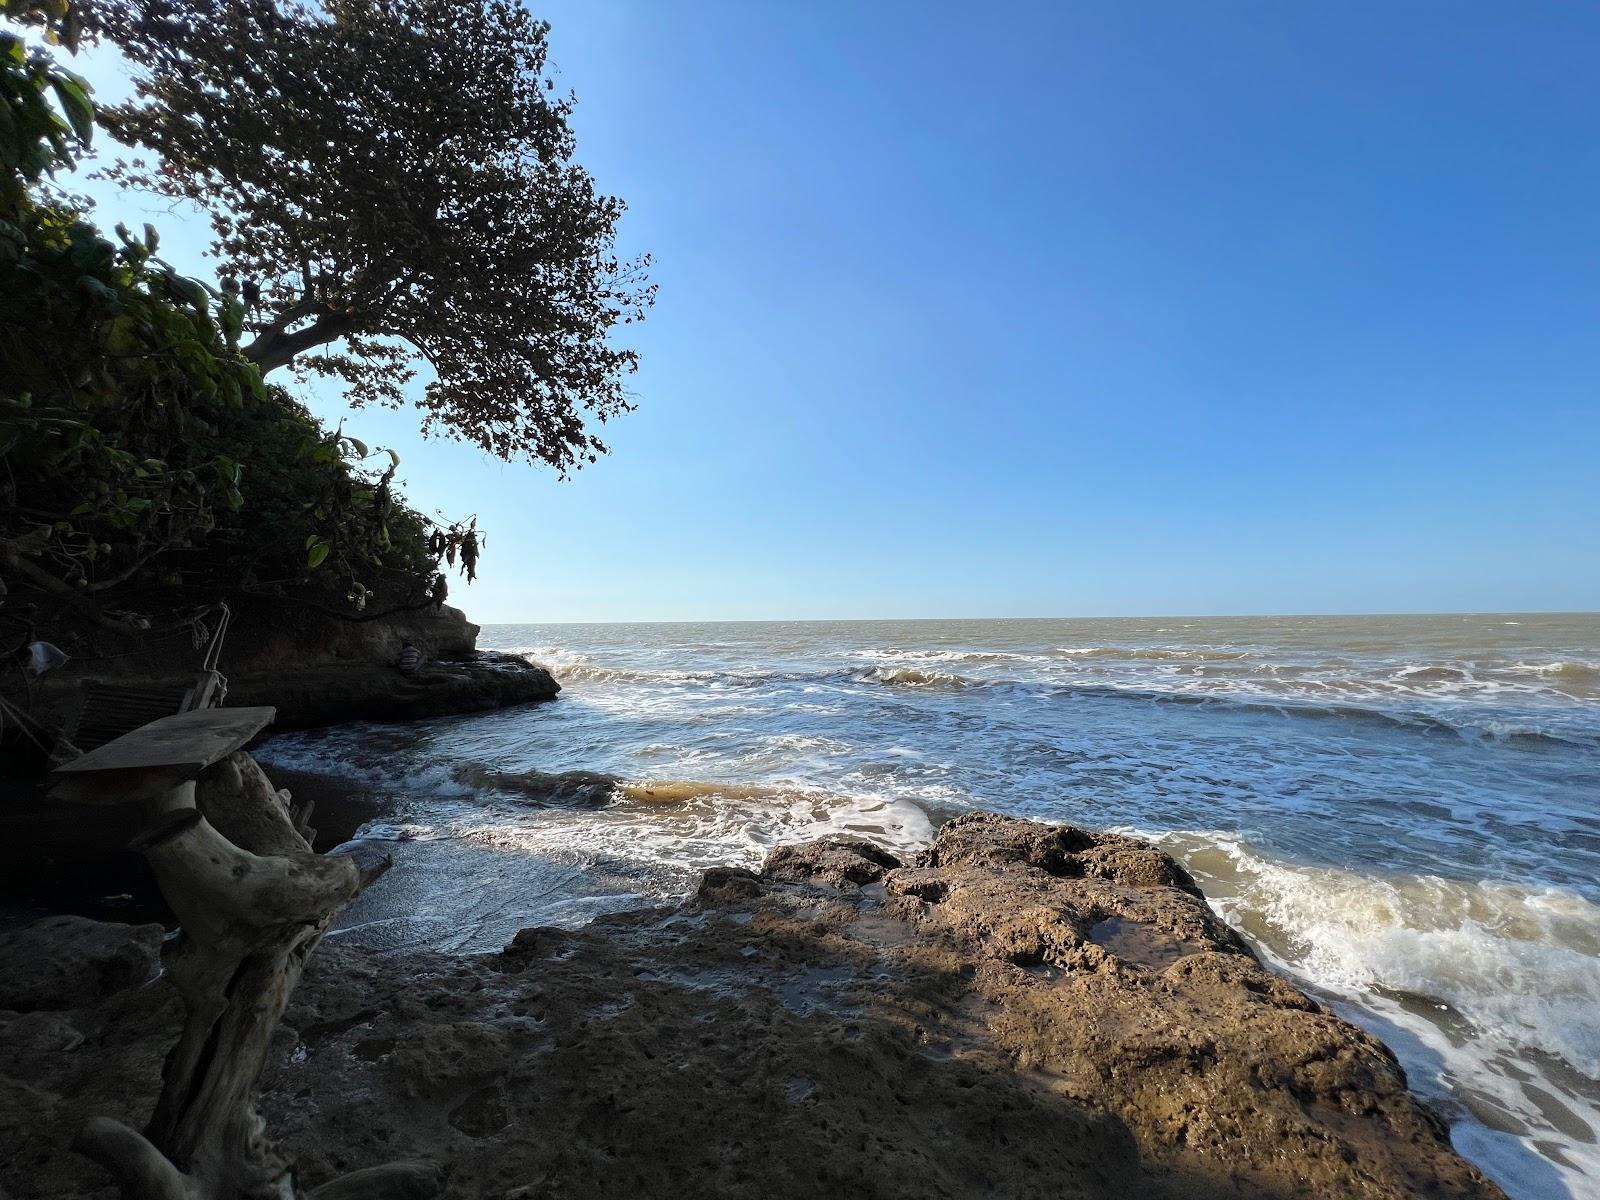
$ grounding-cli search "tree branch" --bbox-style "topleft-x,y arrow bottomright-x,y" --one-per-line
73,1118 -> 188,1200
243,311 -> 357,374
0,538 -> 149,634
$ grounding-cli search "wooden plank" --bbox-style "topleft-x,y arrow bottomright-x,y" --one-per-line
54,706 -> 276,778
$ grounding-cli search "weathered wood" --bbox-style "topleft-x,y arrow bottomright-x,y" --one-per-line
54,706 -> 276,781
74,752 -> 435,1200
74,1115 -> 189,1200
51,707 -> 277,809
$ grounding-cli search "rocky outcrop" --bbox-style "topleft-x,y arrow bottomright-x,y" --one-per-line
26,602 -> 555,740
0,814 -> 1505,1200
226,651 -> 559,729
0,916 -> 161,1012
223,600 -> 483,674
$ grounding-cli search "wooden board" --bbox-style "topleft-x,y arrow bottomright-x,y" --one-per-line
54,706 -> 276,779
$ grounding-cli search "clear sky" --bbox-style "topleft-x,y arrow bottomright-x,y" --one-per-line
71,1 -> 1599,622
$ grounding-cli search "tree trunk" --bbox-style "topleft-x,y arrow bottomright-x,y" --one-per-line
243,312 -> 356,375
75,753 -> 440,1200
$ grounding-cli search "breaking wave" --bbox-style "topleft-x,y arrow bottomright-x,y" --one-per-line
1162,832 -> 1600,1076
1055,645 -> 1255,661
863,666 -> 974,689
1137,829 -> 1600,1195
511,645 -> 1600,751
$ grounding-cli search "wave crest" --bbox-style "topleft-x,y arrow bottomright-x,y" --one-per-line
864,666 -> 974,689
1155,830 -> 1600,1078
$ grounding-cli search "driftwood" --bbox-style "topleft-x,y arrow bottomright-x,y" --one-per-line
71,752 -> 440,1200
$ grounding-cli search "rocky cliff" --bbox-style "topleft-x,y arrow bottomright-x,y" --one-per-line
25,600 -> 557,740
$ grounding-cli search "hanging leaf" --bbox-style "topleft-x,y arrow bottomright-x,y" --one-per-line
48,72 -> 93,142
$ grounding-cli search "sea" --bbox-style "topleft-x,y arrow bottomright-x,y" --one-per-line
258,613 -> 1600,1200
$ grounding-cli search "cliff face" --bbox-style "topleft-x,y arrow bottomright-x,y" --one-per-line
26,601 -> 557,738
0,813 -> 1503,1200
223,599 -> 484,672
220,600 -> 560,728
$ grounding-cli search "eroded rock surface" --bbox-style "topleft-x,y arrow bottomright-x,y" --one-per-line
227,651 -> 559,728
0,813 -> 1504,1200
0,916 -> 161,1012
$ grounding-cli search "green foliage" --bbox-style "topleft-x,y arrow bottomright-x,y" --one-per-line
1,17 -> 263,612
195,400 -> 477,614
0,0 -> 91,207
0,5 -> 480,638
93,0 -> 654,475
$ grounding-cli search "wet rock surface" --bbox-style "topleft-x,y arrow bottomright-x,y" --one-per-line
1,812 -> 1504,1199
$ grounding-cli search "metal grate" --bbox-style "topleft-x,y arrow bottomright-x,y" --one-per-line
66,682 -> 191,753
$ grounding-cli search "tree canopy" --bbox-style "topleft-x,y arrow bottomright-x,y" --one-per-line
1,1 -> 482,646
91,0 -> 654,474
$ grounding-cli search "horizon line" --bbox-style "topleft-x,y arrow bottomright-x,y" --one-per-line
474,608 -> 1600,627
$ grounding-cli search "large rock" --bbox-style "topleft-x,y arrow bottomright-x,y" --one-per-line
0,815 -> 1505,1200
0,916 -> 161,1013
224,601 -> 483,673
226,651 -> 559,729
29,602 -> 556,737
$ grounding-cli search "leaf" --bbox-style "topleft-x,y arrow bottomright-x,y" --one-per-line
49,73 -> 94,143
307,541 -> 329,569
162,269 -> 207,310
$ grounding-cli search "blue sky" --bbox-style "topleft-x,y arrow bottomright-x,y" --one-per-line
71,1 -> 1599,621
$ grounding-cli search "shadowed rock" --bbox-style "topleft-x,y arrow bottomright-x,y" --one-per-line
0,917 -> 161,1012
1,812 -> 1505,1200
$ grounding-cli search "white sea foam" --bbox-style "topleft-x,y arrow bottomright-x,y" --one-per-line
455,779 -> 934,878
1138,829 -> 1600,1197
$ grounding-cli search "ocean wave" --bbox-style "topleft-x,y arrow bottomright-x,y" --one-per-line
515,646 -> 1599,749
448,779 -> 935,873
452,764 -> 906,821
1511,661 -> 1600,695
526,659 -> 791,688
455,765 -> 620,808
615,777 -> 849,806
1395,664 -> 1470,683
1041,684 -> 1600,749
1053,645 -> 1254,662
1518,660 -> 1599,676
1150,830 -> 1600,1078
863,666 -> 974,689
852,648 -> 1049,665
505,644 -> 596,671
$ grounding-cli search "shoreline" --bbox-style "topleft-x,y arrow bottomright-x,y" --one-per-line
0,811 -> 1506,1199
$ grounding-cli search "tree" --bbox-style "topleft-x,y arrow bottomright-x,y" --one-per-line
91,0 -> 655,474
1,0 -> 262,633
1,2 -> 480,639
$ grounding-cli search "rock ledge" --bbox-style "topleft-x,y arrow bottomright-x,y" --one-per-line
0,812 -> 1505,1200
227,650 -> 560,729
